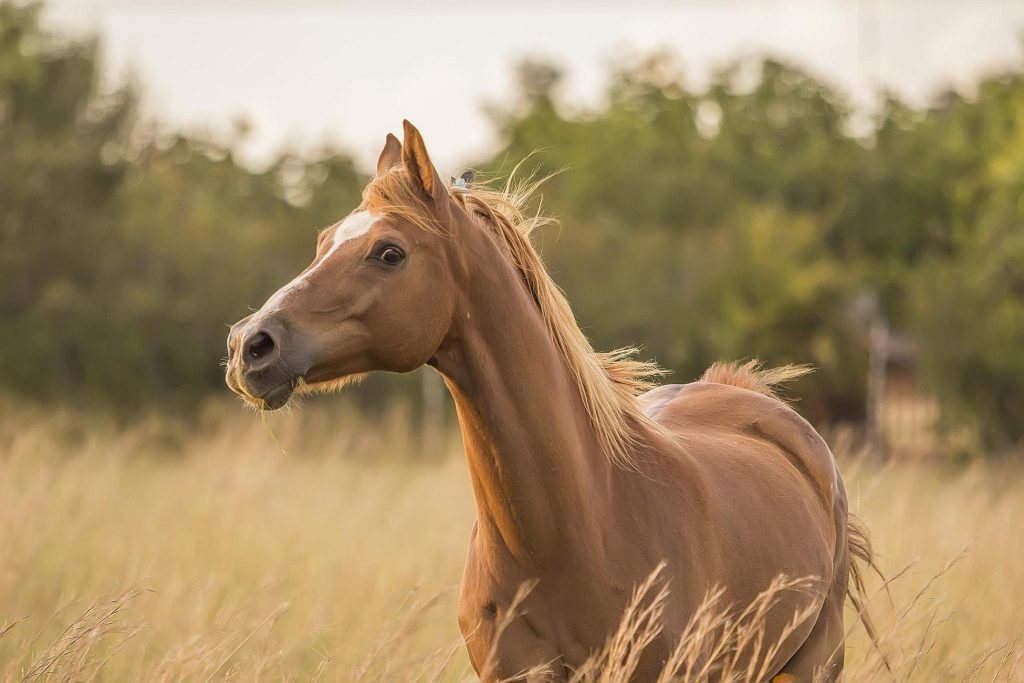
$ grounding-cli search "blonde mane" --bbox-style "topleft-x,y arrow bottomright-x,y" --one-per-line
364,166 -> 666,468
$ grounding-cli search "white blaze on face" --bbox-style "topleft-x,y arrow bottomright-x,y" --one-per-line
258,211 -> 379,314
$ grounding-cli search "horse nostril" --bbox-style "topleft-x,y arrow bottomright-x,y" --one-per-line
243,330 -> 277,366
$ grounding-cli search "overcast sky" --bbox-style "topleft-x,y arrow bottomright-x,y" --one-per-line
45,0 -> 1024,173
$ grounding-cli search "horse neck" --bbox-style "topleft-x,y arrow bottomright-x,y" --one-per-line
432,236 -> 614,568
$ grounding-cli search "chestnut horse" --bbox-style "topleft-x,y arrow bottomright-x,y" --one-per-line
225,121 -> 875,681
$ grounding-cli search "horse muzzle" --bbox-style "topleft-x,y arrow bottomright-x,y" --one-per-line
225,317 -> 305,410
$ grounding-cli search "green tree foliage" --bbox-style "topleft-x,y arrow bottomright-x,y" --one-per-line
2,5 -> 1023,448
482,53 -> 1024,443
0,3 -> 366,406
484,55 -> 868,423
901,76 -> 1024,446
1,2 -> 130,398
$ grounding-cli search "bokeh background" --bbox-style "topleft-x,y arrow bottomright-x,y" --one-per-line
2,2 -> 1024,680
5,0 -> 1024,454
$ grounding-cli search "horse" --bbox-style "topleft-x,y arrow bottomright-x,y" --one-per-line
225,120 -> 877,681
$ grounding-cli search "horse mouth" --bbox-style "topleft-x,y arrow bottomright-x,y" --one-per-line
258,379 -> 297,410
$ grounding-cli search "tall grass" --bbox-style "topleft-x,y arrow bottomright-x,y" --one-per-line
0,400 -> 1021,681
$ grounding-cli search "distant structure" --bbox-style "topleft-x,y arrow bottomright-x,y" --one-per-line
861,294 -> 939,459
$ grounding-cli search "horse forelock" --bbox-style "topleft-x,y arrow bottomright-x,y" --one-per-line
362,166 -> 668,468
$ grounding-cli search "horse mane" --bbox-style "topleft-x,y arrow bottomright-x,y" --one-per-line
700,360 -> 812,400
363,166 -> 666,468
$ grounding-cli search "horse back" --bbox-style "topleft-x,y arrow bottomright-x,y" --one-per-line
643,381 -> 841,514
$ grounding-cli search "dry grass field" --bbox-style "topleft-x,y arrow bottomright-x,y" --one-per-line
1,398 -> 1022,681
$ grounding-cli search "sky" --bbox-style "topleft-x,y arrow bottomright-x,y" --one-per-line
44,0 -> 1024,173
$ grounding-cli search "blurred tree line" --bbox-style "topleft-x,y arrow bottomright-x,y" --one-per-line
2,4 -> 1023,449
0,3 -> 365,408
486,55 -> 1024,449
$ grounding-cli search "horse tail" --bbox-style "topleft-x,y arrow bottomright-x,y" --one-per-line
846,513 -> 893,674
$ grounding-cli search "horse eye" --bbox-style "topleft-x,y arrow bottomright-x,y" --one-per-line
379,246 -> 404,265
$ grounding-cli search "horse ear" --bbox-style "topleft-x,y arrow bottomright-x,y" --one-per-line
401,119 -> 446,203
376,133 -> 402,177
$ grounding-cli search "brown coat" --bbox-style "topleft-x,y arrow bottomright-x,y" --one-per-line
225,121 -> 872,682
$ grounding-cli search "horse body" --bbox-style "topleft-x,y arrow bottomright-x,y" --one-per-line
443,244 -> 847,680
225,121 -> 866,682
